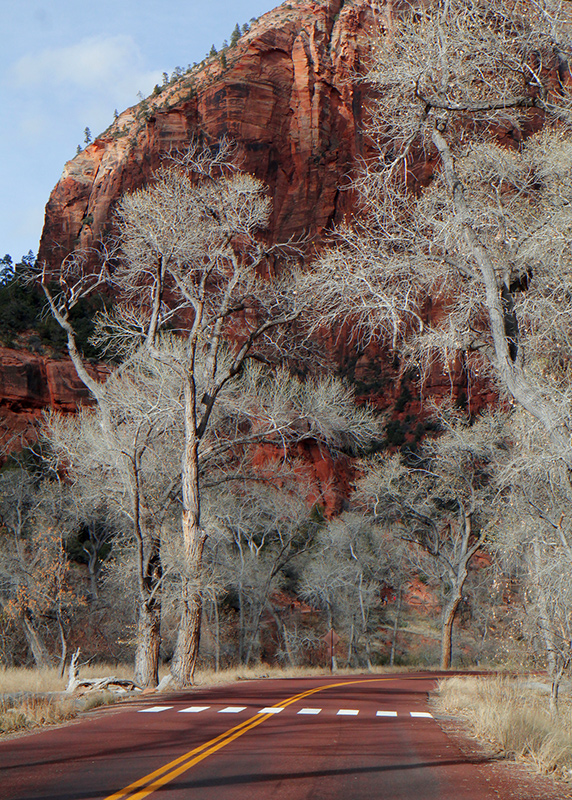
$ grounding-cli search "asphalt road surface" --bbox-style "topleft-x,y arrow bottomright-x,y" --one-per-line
0,673 -> 559,800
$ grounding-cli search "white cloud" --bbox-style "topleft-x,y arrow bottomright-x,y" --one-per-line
10,35 -> 161,98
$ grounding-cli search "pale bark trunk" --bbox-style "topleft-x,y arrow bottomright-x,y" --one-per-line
532,537 -> 561,713
439,512 -> 483,669
22,610 -> 51,669
440,592 -> 462,670
133,518 -> 162,688
171,371 -> 207,687
432,127 -> 572,465
170,529 -> 205,685
134,600 -> 161,688
389,585 -> 403,667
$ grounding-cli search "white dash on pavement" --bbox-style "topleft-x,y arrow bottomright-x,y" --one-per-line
138,706 -> 173,713
410,711 -> 433,718
179,706 -> 210,713
337,709 -> 359,716
376,710 -> 398,717
297,708 -> 322,715
258,707 -> 284,714
218,706 -> 247,713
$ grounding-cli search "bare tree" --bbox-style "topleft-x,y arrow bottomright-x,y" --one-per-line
46,351 -> 182,687
494,410 -> 572,710
202,483 -> 320,666
300,513 -> 392,670
39,139 -> 378,685
358,409 -> 508,668
302,0 -> 572,466
0,470 -> 81,670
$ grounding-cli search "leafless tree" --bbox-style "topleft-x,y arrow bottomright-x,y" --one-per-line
39,139 -> 378,685
357,409 -> 508,668
299,513 -> 395,669
494,410 -> 572,709
0,470 -> 82,670
46,349 -> 182,687
302,0 -> 572,466
199,483 -> 320,666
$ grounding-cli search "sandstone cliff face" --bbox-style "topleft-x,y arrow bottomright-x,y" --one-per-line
0,347 -> 109,453
9,0 -> 491,471
38,0 -> 376,267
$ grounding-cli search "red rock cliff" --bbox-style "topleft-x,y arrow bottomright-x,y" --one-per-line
10,0 -> 487,466
38,0 -> 377,267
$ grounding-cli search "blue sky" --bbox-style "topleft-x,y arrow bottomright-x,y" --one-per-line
1,0 -> 271,262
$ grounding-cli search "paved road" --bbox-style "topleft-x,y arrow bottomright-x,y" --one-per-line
0,673 -> 553,799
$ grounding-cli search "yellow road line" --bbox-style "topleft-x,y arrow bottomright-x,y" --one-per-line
104,677 -> 396,800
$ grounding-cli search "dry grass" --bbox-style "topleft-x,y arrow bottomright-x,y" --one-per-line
0,694 -> 77,734
0,663 -> 144,694
191,662 -> 430,687
0,661 -> 428,696
434,675 -> 572,780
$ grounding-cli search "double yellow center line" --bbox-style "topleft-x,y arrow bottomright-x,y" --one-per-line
105,677 -> 393,800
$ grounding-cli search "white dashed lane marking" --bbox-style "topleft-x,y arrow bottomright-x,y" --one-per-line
218,706 -> 247,713
137,705 -> 433,718
179,706 -> 210,713
138,706 -> 174,713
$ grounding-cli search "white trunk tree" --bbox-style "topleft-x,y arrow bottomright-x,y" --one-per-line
302,0 -> 572,467
39,139 -> 377,686
358,409 -> 508,668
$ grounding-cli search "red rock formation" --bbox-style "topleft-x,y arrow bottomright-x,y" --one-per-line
0,347 -> 109,454
38,0 -> 377,268
25,0 -> 383,490
15,0 -> 497,479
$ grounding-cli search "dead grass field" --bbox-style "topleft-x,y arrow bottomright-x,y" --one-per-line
434,675 -> 572,781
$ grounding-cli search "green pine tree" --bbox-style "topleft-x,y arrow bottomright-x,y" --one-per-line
230,23 -> 241,46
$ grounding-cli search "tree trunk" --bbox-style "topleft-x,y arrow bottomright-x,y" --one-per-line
213,596 -> 220,673
134,519 -> 162,688
170,582 -> 204,685
22,610 -> 51,669
170,512 -> 207,686
134,599 -> 161,688
390,586 -> 403,667
170,368 -> 207,687
532,537 -> 561,713
440,592 -> 462,670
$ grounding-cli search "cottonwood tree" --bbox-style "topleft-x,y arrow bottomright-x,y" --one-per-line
358,410 -> 508,668
0,469 -> 81,670
493,411 -> 572,709
201,484 -> 320,666
162,364 -> 377,667
300,513 -> 393,669
39,139 -> 372,685
46,349 -> 182,687
303,0 -> 572,466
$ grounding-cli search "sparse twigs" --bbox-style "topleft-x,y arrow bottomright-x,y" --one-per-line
358,409 -> 509,668
302,0 -> 572,468
40,139 -> 377,687
492,413 -> 572,711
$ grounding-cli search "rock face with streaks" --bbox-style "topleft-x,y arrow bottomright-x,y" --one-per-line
11,0 -> 493,486
38,0 -> 376,267
0,347 -> 109,452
